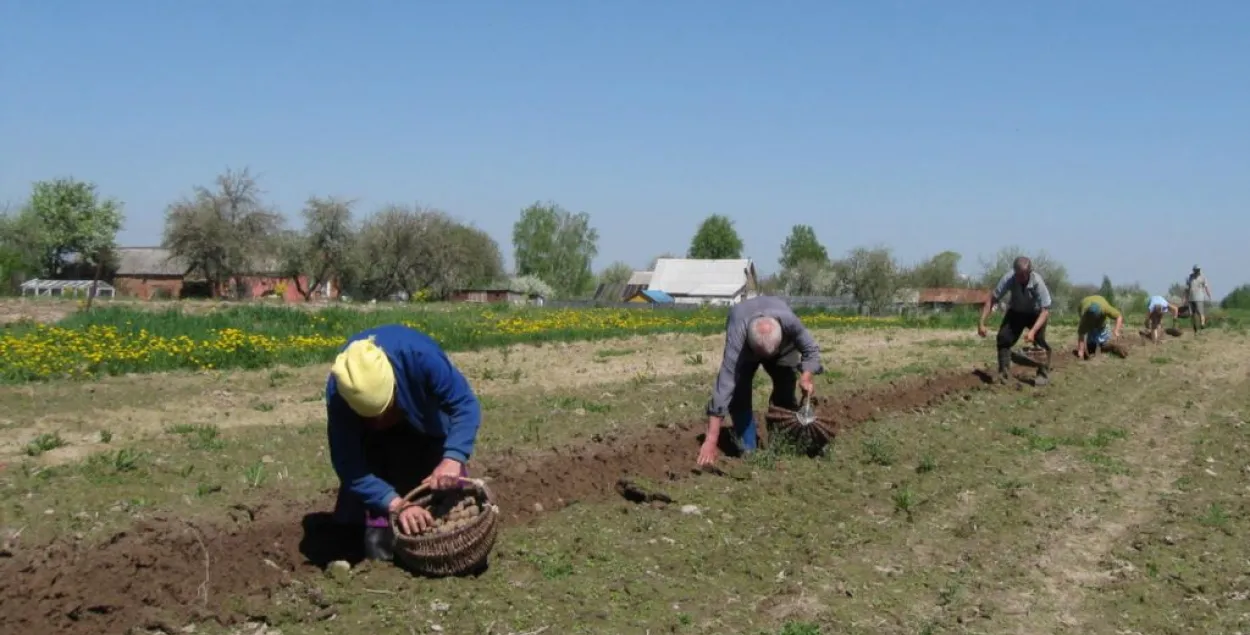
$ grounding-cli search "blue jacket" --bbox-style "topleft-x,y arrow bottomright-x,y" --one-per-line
326,324 -> 482,512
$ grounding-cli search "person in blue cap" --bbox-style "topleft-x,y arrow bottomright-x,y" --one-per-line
1077,295 -> 1124,359
697,296 -> 822,467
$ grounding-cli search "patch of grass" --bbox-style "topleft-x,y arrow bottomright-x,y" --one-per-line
173,424 -> 226,451
544,396 -> 613,414
25,432 -> 67,456
778,623 -> 821,635
915,454 -> 936,473
874,362 -> 932,381
861,434 -> 896,466
1005,425 -> 1128,453
595,347 -> 636,359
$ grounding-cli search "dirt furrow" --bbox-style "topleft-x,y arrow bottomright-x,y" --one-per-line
0,360 -> 1026,635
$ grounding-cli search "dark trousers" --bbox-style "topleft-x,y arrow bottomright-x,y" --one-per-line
996,310 -> 1051,373
332,424 -> 457,526
725,348 -> 807,451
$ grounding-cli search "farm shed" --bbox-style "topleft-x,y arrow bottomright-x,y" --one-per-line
112,247 -> 193,299
593,274 -> 651,304
450,288 -> 541,305
627,271 -> 652,286
648,258 -> 759,306
918,288 -> 989,310
593,283 -> 628,303
626,289 -> 675,304
111,247 -> 324,301
20,279 -> 115,298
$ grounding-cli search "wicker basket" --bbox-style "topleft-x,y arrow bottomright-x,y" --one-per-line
390,478 -> 500,577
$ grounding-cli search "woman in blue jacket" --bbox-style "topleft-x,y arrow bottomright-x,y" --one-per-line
326,324 -> 483,561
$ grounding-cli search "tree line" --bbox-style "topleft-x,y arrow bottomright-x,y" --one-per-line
1,172 -> 1243,309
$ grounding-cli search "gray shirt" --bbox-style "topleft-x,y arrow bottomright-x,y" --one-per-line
706,295 -> 821,417
991,271 -> 1052,314
1187,274 -> 1209,303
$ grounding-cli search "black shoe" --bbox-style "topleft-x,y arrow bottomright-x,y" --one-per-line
364,526 -> 395,561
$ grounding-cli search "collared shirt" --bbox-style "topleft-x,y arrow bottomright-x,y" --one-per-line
1187,273 -> 1209,302
991,271 -> 1052,314
706,296 -> 821,417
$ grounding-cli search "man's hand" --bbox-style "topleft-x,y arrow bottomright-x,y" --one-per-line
698,416 -> 723,467
799,371 -> 815,397
1024,329 -> 1036,344
1076,340 -> 1087,360
388,497 -> 434,535
977,323 -> 988,338
697,439 -> 720,467
422,458 -> 464,491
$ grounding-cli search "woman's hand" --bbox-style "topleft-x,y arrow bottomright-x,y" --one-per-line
388,497 -> 434,535
423,458 -> 465,490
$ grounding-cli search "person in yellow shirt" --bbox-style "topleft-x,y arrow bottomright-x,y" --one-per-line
1076,295 -> 1124,359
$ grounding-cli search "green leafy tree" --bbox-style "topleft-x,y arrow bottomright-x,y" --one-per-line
1221,284 -> 1250,310
0,207 -> 44,283
778,259 -> 840,296
778,224 -> 828,270
598,260 -> 634,285
831,246 -> 901,314
1098,275 -> 1116,305
352,205 -> 504,301
163,168 -> 284,298
16,178 -> 124,277
908,251 -> 964,289
511,201 -> 599,298
279,196 -> 357,300
687,214 -> 743,259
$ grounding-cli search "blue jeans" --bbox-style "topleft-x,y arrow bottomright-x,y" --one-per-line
1085,327 -> 1111,351
724,351 -> 808,453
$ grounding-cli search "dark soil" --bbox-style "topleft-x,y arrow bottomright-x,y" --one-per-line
0,363 -> 1014,635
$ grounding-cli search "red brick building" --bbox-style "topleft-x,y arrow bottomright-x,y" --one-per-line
918,287 -> 991,310
111,247 -> 331,301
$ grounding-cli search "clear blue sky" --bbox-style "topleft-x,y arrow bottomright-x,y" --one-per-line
2,1 -> 1246,295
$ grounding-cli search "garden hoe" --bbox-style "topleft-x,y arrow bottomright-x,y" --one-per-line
794,394 -> 816,427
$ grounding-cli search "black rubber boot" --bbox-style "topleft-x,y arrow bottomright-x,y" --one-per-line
1034,351 -> 1051,386
996,348 -> 1011,384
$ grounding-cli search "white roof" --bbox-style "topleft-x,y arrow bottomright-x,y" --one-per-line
20,279 -> 116,291
627,271 -> 652,286
649,258 -> 754,297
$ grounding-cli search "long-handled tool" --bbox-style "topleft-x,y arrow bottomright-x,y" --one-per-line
794,393 -> 816,427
